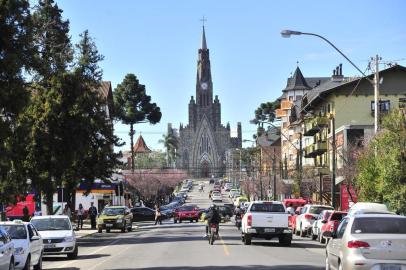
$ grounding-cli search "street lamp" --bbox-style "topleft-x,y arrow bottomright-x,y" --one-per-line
281,29 -> 380,135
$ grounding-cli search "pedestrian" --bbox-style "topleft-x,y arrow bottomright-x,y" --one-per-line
63,204 -> 72,220
88,202 -> 98,229
77,203 -> 84,230
22,206 -> 30,222
154,205 -> 162,225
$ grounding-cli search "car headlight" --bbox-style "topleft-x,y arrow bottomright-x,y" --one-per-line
15,247 -> 25,255
64,236 -> 74,242
116,218 -> 123,223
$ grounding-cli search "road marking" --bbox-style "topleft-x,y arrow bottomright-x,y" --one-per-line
49,237 -> 122,269
87,244 -> 133,270
219,235 -> 230,256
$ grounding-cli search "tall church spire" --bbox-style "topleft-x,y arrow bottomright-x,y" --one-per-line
201,26 -> 207,50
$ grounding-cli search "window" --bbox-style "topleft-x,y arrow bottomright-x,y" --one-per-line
336,218 -> 349,238
289,96 -> 293,101
2,225 -> 28,240
371,100 -> 391,112
296,95 -> 302,100
309,206 -> 334,215
351,217 -> 406,234
250,203 -> 285,213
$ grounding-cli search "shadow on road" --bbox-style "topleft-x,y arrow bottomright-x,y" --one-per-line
252,241 -> 325,249
110,265 -> 324,270
43,253 -> 110,261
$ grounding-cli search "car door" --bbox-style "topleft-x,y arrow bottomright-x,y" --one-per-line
144,208 -> 155,221
0,229 -> 12,270
28,225 -> 41,263
328,218 -> 348,270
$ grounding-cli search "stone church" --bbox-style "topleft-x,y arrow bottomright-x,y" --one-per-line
170,27 -> 242,177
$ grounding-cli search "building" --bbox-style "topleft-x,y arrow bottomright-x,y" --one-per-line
170,26 -> 242,177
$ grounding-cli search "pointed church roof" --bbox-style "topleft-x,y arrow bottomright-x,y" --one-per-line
283,67 -> 312,92
133,135 -> 151,153
201,26 -> 207,50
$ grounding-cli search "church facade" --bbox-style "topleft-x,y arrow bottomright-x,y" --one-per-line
170,27 -> 242,177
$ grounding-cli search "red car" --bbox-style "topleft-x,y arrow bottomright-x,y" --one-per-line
319,211 -> 347,243
174,205 -> 200,223
290,206 -> 304,232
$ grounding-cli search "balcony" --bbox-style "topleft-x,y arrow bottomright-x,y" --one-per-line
275,108 -> 287,118
303,117 -> 329,136
304,141 -> 327,158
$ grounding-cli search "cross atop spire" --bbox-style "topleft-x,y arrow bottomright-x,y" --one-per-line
200,17 -> 207,50
200,16 -> 207,27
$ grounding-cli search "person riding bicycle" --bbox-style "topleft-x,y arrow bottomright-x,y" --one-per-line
203,204 -> 221,238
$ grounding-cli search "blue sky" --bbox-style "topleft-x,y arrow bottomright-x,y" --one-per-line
55,0 -> 406,151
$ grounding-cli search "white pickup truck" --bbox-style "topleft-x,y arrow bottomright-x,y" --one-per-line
241,201 -> 292,246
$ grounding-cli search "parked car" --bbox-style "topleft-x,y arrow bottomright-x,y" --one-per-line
347,202 -> 389,216
311,210 -> 333,241
131,207 -> 170,222
318,211 -> 347,244
96,206 -> 133,233
217,205 -> 234,221
174,205 -> 200,223
241,201 -> 292,246
295,204 -> 334,237
290,206 -> 304,233
229,189 -> 240,198
211,192 -> 222,202
0,220 -> 43,270
31,215 -> 78,259
324,213 -> 406,270
0,226 -> 14,270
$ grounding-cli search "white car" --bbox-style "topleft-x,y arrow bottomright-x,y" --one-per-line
296,204 -> 334,237
0,226 -> 14,270
0,220 -> 43,270
31,215 -> 78,259
211,192 -> 222,202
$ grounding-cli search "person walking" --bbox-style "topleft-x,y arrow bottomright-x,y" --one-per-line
63,204 -> 72,220
154,205 -> 162,225
88,202 -> 98,229
77,204 -> 84,230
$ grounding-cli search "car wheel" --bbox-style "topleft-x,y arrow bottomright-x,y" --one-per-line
320,234 -> 325,244
98,228 -> 102,233
22,255 -> 30,270
128,223 -> 132,232
311,231 -> 317,240
225,214 -> 230,221
338,261 -> 343,270
106,228 -> 110,233
279,234 -> 292,246
33,252 -> 43,270
174,219 -> 177,224
121,222 -> 126,233
325,256 -> 331,270
243,233 -> 252,245
67,245 -> 78,260
179,219 -> 182,223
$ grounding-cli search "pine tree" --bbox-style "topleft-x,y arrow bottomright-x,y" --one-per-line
113,74 -> 162,171
0,0 -> 34,203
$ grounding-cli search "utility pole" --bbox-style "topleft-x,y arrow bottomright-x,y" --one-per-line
273,148 -> 277,200
299,132 -> 303,197
373,55 -> 381,133
331,116 -> 336,209
259,147 -> 263,200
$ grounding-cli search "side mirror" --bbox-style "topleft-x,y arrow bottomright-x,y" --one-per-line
321,220 -> 327,224
31,235 -> 40,241
323,231 -> 335,239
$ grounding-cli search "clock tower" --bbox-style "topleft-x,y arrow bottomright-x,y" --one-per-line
171,25 -> 242,177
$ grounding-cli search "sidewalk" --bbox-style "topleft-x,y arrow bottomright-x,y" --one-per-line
73,222 -> 140,238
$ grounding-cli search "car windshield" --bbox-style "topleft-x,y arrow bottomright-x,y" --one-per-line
102,208 -> 125,216
352,217 -> 406,234
2,225 -> 27,239
31,218 -> 71,231
330,213 -> 346,221
309,206 -> 333,215
250,203 -> 285,213
179,206 -> 196,211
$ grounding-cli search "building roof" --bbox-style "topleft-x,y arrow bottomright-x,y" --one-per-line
201,26 -> 207,50
283,67 -> 329,92
133,135 -> 151,153
303,64 -> 406,111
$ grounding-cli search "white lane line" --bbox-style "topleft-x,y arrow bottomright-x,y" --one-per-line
87,244 -> 133,270
47,237 -> 122,269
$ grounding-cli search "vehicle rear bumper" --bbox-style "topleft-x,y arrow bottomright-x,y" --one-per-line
341,255 -> 406,270
245,227 -> 292,238
98,223 -> 125,230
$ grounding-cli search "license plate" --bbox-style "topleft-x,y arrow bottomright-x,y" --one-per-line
264,228 -> 275,233
44,244 -> 56,248
382,265 -> 401,270
106,224 -> 113,227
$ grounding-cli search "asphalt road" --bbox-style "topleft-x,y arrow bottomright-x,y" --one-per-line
43,181 -> 326,270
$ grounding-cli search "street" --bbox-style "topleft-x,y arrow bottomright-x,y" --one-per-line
43,182 -> 326,270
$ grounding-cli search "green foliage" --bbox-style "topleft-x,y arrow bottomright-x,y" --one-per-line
159,133 -> 179,167
252,100 -> 281,138
113,74 -> 162,171
356,110 -> 406,214
0,0 -> 33,203
133,152 -> 166,169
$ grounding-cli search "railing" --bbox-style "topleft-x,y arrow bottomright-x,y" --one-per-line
304,141 -> 327,158
303,116 -> 329,136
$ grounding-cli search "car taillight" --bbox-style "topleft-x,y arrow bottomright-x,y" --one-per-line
347,240 -> 370,248
247,214 -> 252,227
304,214 -> 315,220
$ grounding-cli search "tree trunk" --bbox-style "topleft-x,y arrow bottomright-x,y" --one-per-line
130,123 -> 135,172
45,189 -> 54,215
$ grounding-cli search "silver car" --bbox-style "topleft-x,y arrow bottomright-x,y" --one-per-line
324,213 -> 406,270
0,226 -> 14,270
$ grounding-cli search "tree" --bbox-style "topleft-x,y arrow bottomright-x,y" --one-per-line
356,109 -> 406,214
251,100 -> 281,138
159,133 -> 179,167
0,0 -> 34,203
113,74 -> 162,171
